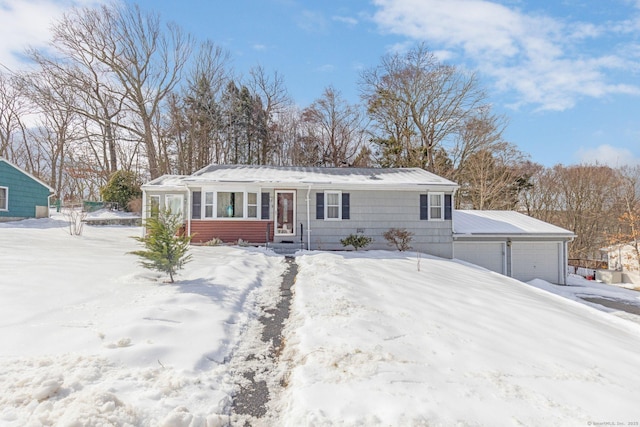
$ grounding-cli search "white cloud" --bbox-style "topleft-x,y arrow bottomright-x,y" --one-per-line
0,0 -> 108,71
297,10 -> 328,33
316,64 -> 335,73
332,15 -> 358,27
372,0 -> 640,111
576,144 -> 640,167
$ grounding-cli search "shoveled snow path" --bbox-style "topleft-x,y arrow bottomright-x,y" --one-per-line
230,257 -> 297,426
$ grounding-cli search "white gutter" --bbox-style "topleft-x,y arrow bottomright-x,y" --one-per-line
306,184 -> 312,251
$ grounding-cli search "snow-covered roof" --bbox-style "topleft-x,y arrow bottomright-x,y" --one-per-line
144,174 -> 188,187
143,165 -> 457,189
453,210 -> 574,237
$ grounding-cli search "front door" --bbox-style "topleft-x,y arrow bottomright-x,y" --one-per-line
275,190 -> 295,236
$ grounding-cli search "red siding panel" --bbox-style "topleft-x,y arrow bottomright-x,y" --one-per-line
190,220 -> 273,244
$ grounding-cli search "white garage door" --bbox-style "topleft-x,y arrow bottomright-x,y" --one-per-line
511,241 -> 560,283
454,241 -> 505,274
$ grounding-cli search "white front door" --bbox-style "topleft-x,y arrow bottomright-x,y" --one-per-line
275,191 -> 295,236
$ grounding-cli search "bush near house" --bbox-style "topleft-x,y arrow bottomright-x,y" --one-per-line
383,228 -> 414,251
340,234 -> 373,251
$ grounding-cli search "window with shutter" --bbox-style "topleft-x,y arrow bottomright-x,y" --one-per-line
429,193 -> 443,220
317,191 -> 349,221
341,193 -> 350,220
316,192 -> 324,219
444,194 -> 452,220
325,191 -> 341,219
420,194 -> 428,220
261,192 -> 270,219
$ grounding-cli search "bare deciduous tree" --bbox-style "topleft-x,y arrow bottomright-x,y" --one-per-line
21,68 -> 83,197
608,165 -> 640,271
299,86 -> 368,167
27,46 -> 125,178
456,143 -> 530,210
0,73 -> 20,159
0,72 -> 33,168
248,65 -> 292,164
446,108 -> 530,209
52,3 -> 193,179
521,164 -> 622,259
361,44 -> 485,171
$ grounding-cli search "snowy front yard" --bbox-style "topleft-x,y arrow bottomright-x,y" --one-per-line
276,251 -> 640,426
0,216 -> 285,425
2,216 -> 640,426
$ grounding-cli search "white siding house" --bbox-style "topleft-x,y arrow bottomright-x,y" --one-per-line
453,210 -> 575,285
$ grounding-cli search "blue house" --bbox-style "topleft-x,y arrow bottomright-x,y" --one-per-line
0,158 -> 54,221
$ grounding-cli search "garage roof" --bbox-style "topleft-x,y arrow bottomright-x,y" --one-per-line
453,210 -> 574,237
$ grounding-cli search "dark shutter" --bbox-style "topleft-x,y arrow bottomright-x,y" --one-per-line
316,192 -> 324,219
341,193 -> 350,220
444,194 -> 452,220
420,194 -> 428,220
261,192 -> 270,220
192,191 -> 201,219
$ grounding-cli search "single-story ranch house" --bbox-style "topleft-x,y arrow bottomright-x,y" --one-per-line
142,164 -> 574,284
0,157 -> 54,222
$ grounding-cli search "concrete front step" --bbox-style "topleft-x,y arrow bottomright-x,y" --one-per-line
268,242 -> 304,256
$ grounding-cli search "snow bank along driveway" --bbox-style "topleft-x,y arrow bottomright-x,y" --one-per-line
0,218 -> 285,426
277,251 -> 640,426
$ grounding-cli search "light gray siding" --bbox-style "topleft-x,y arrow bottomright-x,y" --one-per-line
146,185 -> 455,259
276,189 -> 453,258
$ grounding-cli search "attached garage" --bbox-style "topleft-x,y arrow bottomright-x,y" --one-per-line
453,210 -> 574,285
511,241 -> 562,284
454,241 -> 506,275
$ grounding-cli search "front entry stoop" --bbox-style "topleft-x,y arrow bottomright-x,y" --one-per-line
268,242 -> 304,256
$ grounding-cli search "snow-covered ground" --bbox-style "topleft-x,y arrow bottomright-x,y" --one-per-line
0,214 -> 285,426
275,251 -> 640,426
3,214 -> 640,426
529,274 -> 640,324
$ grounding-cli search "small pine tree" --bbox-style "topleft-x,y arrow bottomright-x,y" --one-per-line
130,209 -> 192,283
340,234 -> 373,251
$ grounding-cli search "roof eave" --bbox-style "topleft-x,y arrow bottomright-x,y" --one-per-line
453,232 -> 576,239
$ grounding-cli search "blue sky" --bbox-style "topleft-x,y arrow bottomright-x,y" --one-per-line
1,0 -> 639,167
